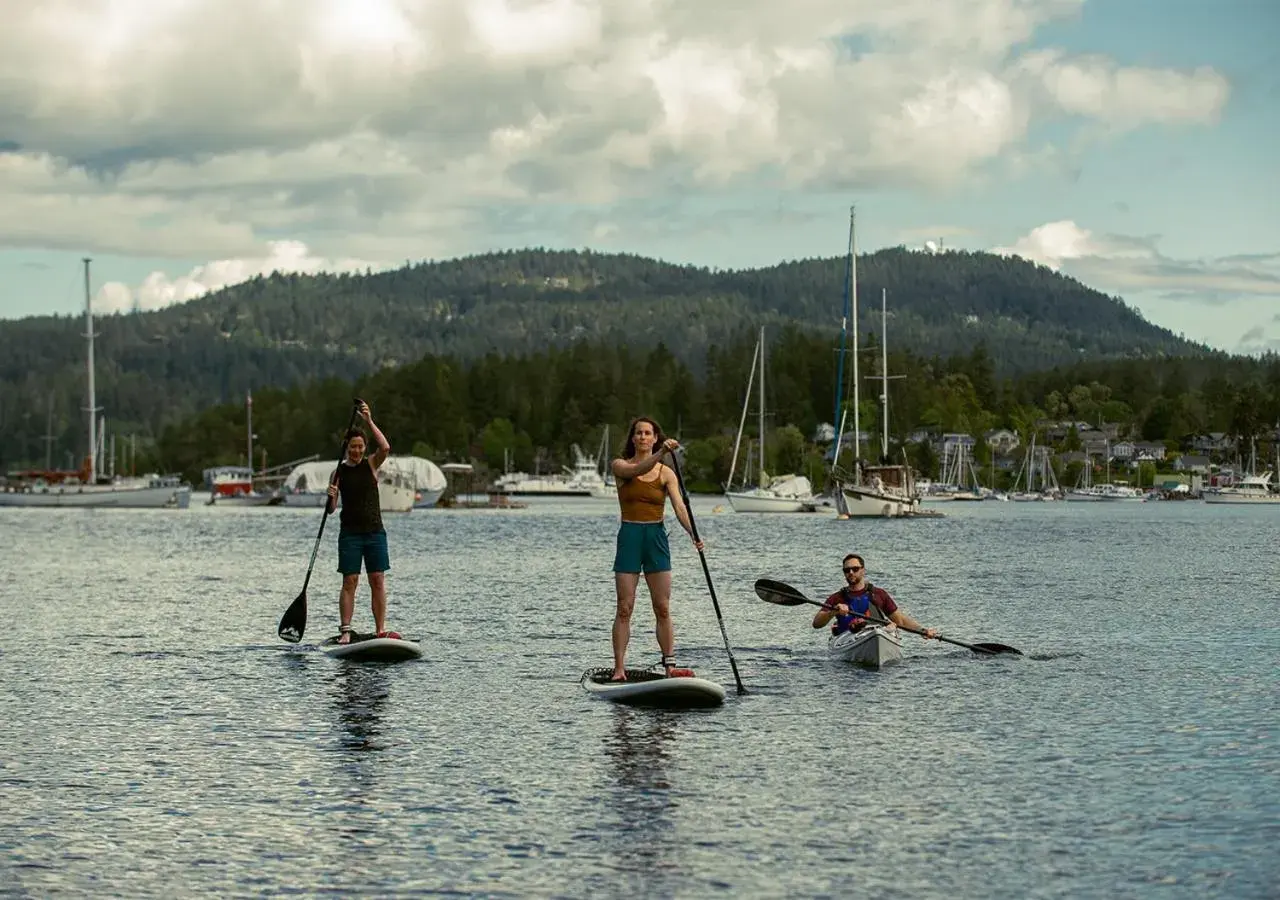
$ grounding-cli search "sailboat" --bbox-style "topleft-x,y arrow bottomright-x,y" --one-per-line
0,259 -> 191,509
829,209 -> 922,519
1009,435 -> 1061,500
204,391 -> 282,506
724,328 -> 819,513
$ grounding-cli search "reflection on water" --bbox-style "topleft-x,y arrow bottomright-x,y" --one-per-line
599,707 -> 685,877
3,503 -> 1276,896
330,663 -> 390,757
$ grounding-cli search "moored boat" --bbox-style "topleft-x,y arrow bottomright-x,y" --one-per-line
0,471 -> 191,508
1203,471 -> 1280,504
828,625 -> 903,668
0,258 -> 192,510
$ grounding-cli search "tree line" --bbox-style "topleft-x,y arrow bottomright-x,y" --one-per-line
106,332 -> 1280,492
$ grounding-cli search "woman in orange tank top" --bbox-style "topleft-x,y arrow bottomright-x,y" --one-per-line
608,416 -> 704,681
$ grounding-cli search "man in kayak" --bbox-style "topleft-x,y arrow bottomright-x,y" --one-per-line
326,401 -> 400,644
813,553 -> 939,639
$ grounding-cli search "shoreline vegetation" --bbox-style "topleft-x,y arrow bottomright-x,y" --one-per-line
119,335 -> 1280,493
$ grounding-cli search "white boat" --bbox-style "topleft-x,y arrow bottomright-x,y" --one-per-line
725,485 -> 815,513
380,455 -> 448,508
1066,483 -> 1144,502
0,473 -> 191,508
490,444 -> 613,498
204,393 -> 282,506
840,466 -> 920,517
1204,471 -> 1280,504
204,465 -> 281,506
277,458 -> 420,512
724,328 -> 820,513
1009,437 -> 1061,501
1064,460 -> 1104,501
828,625 -> 903,668
829,255 -> 923,519
0,259 -> 192,510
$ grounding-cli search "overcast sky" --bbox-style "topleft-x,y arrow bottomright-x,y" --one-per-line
1,0 -> 1276,353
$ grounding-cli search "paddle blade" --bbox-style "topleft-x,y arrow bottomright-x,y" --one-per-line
972,642 -> 1022,656
277,591 -> 307,642
754,578 -> 816,607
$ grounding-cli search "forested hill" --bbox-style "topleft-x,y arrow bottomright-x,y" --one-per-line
0,247 -> 1211,462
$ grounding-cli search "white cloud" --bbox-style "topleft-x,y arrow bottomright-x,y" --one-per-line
0,0 -> 1232,260
1016,51 -> 1229,126
94,240 -> 383,314
996,221 -> 1280,296
996,220 -> 1280,353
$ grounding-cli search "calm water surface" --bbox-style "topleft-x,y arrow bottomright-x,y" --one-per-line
1,499 -> 1276,898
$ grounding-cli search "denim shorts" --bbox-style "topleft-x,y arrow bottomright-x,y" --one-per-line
612,521 -> 671,574
337,529 -> 390,575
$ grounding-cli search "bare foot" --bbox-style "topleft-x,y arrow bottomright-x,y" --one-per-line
610,669 -> 627,682
337,627 -> 352,645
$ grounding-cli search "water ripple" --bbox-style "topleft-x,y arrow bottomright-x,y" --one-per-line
1,501 -> 1275,896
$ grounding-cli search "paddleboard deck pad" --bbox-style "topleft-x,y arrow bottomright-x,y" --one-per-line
580,667 -> 725,709
321,633 -> 423,662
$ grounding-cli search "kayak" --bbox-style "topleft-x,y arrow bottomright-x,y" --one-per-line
829,625 -> 903,668
321,633 -> 423,662
580,667 -> 725,709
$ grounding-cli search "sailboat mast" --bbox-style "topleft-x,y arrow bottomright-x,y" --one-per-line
726,336 -> 760,490
850,209 -> 860,463
758,325 -> 766,487
83,258 -> 98,483
43,393 -> 54,470
834,207 -> 853,445
247,390 -> 254,472
881,288 -> 889,459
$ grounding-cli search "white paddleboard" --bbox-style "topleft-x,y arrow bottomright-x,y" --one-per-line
321,634 -> 423,662
580,667 -> 725,709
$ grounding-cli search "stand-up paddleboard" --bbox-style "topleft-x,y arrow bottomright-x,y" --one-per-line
580,667 -> 725,709
321,632 -> 423,662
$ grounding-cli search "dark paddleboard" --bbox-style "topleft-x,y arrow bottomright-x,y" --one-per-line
580,667 -> 725,709
321,633 -> 423,662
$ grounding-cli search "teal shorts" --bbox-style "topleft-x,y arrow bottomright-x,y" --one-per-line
338,529 -> 390,575
613,521 -> 671,574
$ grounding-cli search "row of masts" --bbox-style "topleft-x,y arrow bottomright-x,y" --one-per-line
832,206 -> 902,469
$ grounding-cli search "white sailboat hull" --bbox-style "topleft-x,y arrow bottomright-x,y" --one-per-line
840,485 -> 919,518
829,626 -> 903,667
725,489 -> 816,513
279,481 -> 418,512
0,483 -> 191,509
413,487 -> 446,508
1204,491 -> 1280,504
210,492 -> 280,507
1064,491 -> 1104,502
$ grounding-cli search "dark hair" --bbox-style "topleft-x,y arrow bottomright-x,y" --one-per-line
622,416 -> 666,459
843,553 -> 864,568
345,427 -> 366,444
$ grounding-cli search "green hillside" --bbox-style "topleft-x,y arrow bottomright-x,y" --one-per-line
0,247 -> 1214,473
